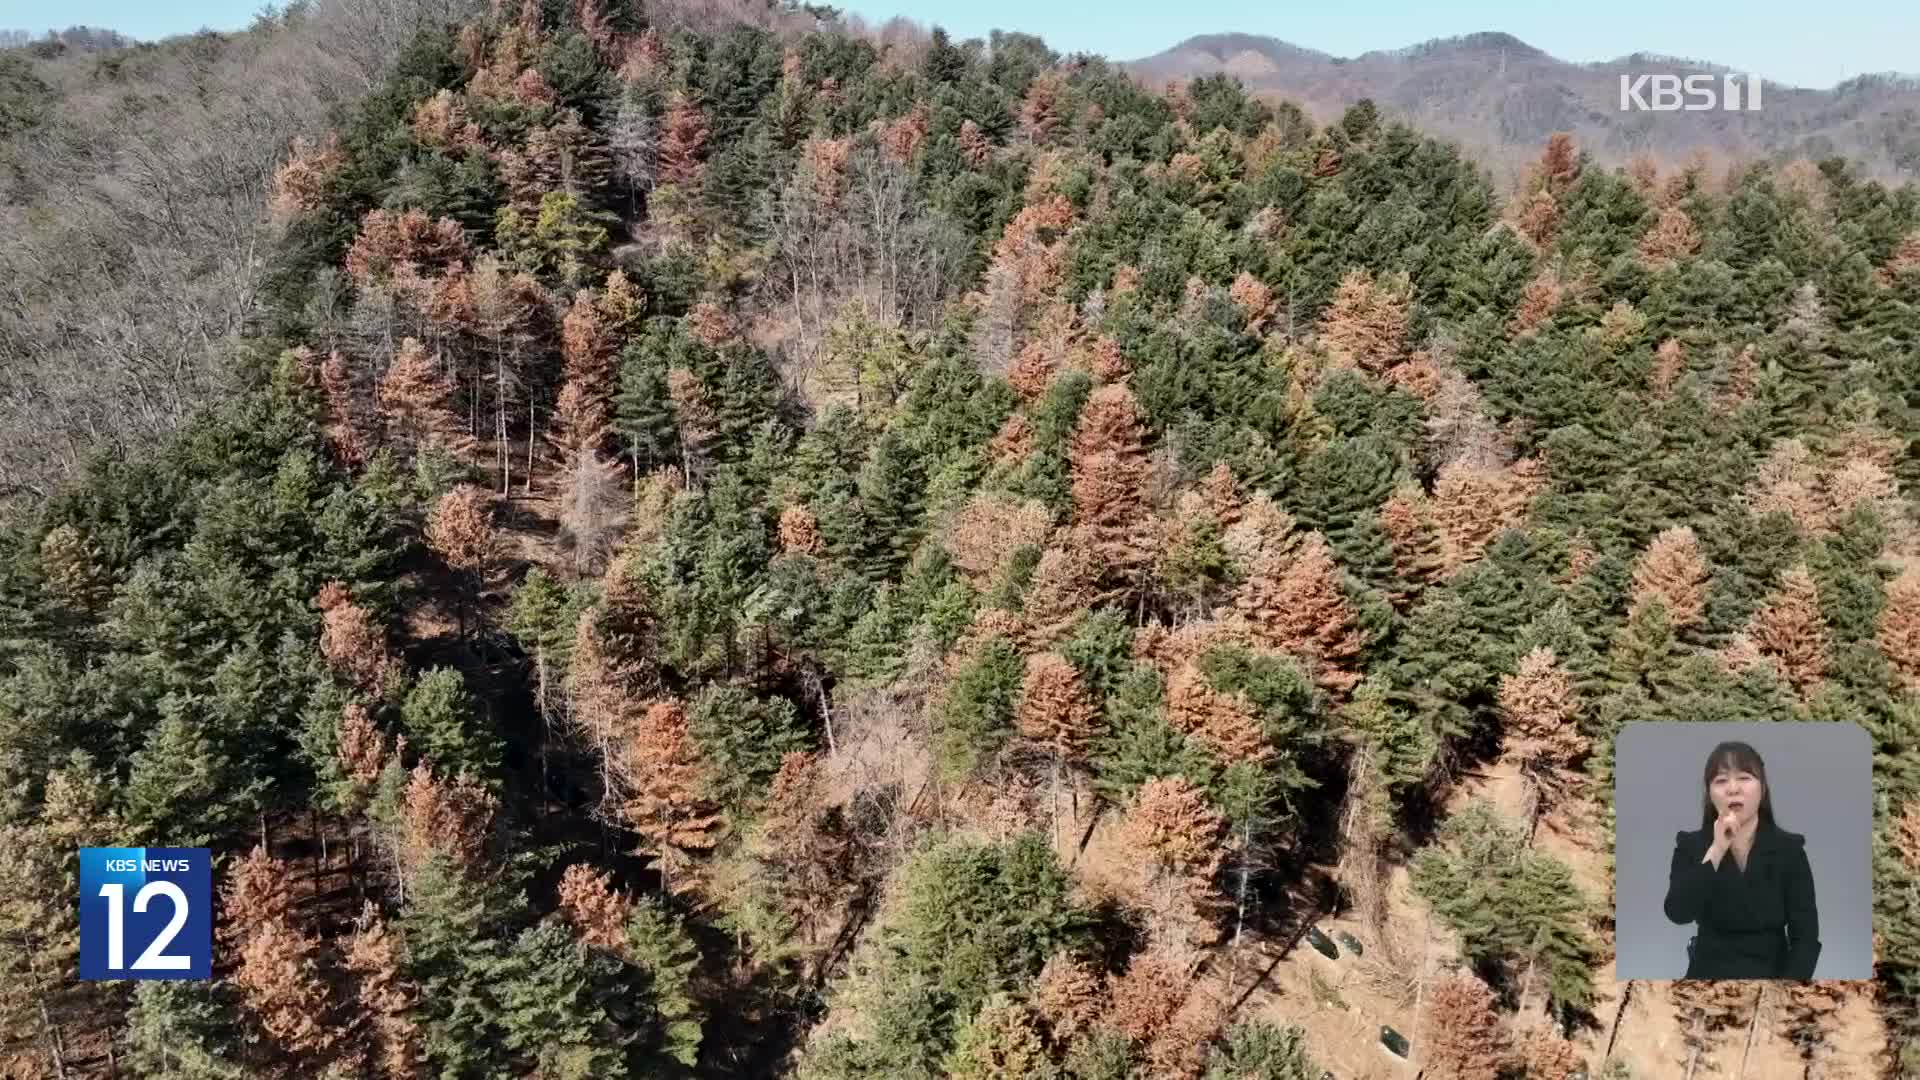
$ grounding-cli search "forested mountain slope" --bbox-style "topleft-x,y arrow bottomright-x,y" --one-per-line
3,2 -> 1920,1078
1131,31 -> 1920,183
0,0 -> 493,521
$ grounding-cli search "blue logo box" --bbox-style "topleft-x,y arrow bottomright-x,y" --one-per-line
79,847 -> 212,980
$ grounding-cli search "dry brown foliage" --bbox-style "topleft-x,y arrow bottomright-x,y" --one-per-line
1650,337 -> 1687,398
1120,777 -> 1227,938
1511,189 -> 1561,248
1083,334 -> 1130,383
1748,438 -> 1828,532
556,862 -> 633,953
410,90 -> 482,153
1221,489 -> 1298,570
880,101 -> 931,162
221,845 -> 294,951
1229,271 -> 1278,333
987,412 -> 1035,465
1498,647 -> 1588,812
1166,662 -> 1271,765
337,702 -> 387,789
1881,230 -> 1920,283
752,751 -> 860,936
400,763 -> 498,875
1508,270 -> 1562,335
378,338 -> 468,456
667,368 -> 718,449
1234,532 -> 1365,695
313,350 -> 368,470
1016,652 -> 1099,763
1197,461 -> 1241,529
271,134 -> 348,219
777,505 -> 825,557
233,918 -> 340,1055
1744,564 -> 1832,695
1430,458 -> 1547,572
1776,980 -> 1849,1059
1670,978 -> 1756,1047
1878,569 -> 1920,691
1019,73 -> 1066,143
801,135 -> 852,207
1716,342 -> 1758,411
658,92 -> 709,185
1318,267 -> 1411,372
316,582 -> 396,696
1894,800 -> 1920,872
958,118 -> 994,167
345,209 -> 468,285
553,290 -> 617,454
1021,541 -> 1100,649
342,903 -> 421,1080
989,194 -> 1076,308
1629,525 -> 1710,630
1032,950 -> 1103,1045
1515,1025 -> 1582,1079
618,699 -> 724,892
425,485 -> 495,575
1007,340 -> 1058,399
1105,945 -> 1193,1042
1639,205 -> 1701,267
689,300 -> 734,348
1069,384 -> 1154,579
618,27 -> 668,84
1423,974 -> 1505,1080
1142,993 -> 1224,1080
945,493 -> 1052,583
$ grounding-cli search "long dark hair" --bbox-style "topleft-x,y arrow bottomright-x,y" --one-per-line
1698,740 -> 1778,832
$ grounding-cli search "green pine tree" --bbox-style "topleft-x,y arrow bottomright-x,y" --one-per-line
401,667 -> 502,782
497,921 -> 632,1079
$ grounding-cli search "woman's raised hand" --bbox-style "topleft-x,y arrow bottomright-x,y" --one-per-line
1703,811 -> 1737,866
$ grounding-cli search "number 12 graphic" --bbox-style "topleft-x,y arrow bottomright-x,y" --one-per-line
79,847 -> 212,980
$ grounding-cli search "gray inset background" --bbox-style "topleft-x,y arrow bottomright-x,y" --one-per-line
1614,722 -> 1873,980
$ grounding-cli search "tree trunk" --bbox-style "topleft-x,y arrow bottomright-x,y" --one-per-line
312,808 -> 324,899
1738,985 -> 1765,1080
37,995 -> 68,1080
1228,814 -> 1253,1000
1050,757 -> 1061,853
497,350 -> 511,496
537,647 -> 550,819
22,937 -> 68,1080
811,669 -> 837,757
1683,1010 -> 1706,1080
1604,980 -> 1636,1060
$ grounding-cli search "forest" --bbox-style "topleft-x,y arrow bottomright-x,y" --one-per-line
2,0 -> 1920,1077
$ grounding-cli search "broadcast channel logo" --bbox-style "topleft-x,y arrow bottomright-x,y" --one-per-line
79,847 -> 212,980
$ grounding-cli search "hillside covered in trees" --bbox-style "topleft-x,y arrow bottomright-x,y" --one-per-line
4,1 -> 1920,1077
1129,31 -> 1920,183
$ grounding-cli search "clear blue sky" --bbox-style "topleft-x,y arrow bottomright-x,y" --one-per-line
8,0 -> 1915,90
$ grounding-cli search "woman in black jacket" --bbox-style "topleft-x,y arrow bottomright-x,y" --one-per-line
1663,740 -> 1821,979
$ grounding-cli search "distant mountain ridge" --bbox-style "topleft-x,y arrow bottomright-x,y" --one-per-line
1130,32 -> 1920,180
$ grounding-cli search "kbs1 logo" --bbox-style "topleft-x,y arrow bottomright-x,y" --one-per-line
1620,73 -> 1764,112
79,847 -> 212,980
